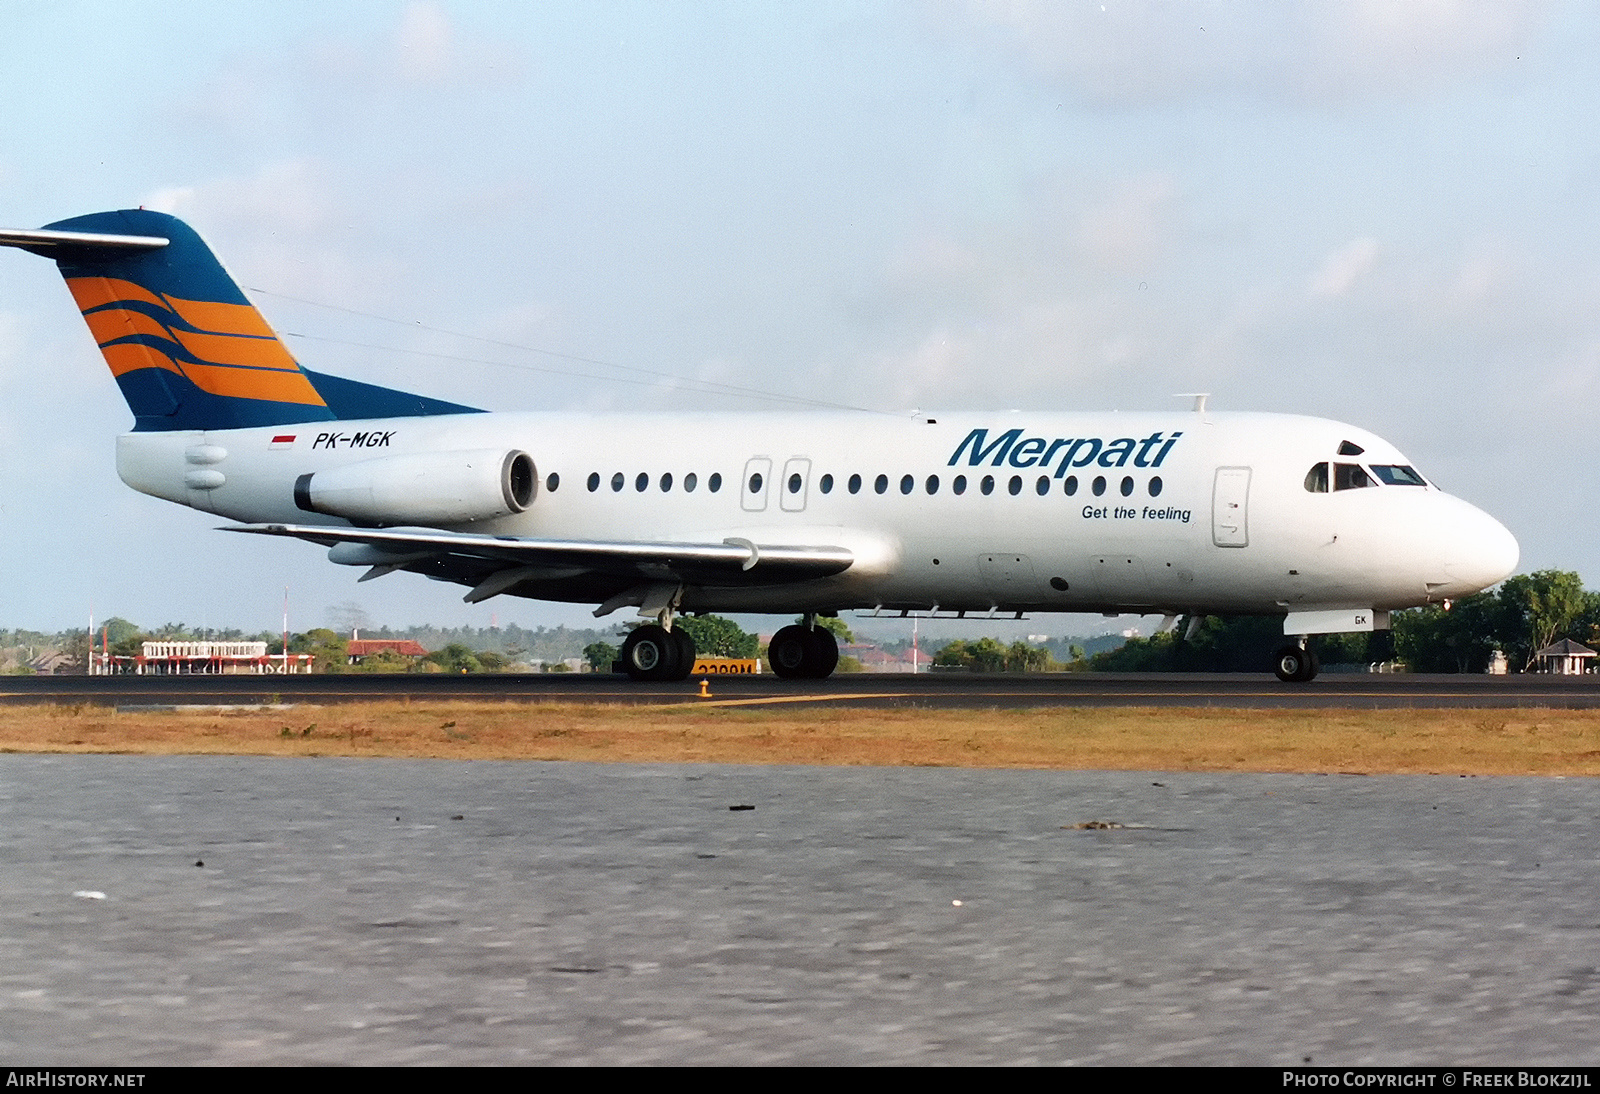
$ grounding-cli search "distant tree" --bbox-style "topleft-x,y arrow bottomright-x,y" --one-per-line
292,628 -> 350,673
424,643 -> 483,674
676,614 -> 758,658
1497,571 -> 1589,670
1393,594 -> 1499,673
1574,594 -> 1600,653
934,637 -> 1013,672
1089,632 -> 1177,672
583,642 -> 619,671
348,649 -> 410,674
60,630 -> 91,673
109,630 -> 148,660
1007,640 -> 1053,672
326,601 -> 372,636
102,618 -> 142,646
1091,615 -> 1288,672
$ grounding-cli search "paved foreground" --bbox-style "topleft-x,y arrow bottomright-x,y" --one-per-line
1,756 -> 1596,1065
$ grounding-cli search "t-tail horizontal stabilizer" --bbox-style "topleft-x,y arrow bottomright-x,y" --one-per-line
0,209 -> 482,431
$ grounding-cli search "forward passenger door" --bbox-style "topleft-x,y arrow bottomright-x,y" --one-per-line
1212,467 -> 1251,547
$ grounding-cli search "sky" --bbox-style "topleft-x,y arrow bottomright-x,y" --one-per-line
1,0 -> 1596,639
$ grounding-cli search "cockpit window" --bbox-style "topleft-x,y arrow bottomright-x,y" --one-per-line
1333,463 -> 1374,490
1370,464 -> 1427,487
1304,463 -> 1329,493
1338,440 -> 1365,456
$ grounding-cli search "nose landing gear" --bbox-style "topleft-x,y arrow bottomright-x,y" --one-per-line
1273,641 -> 1320,683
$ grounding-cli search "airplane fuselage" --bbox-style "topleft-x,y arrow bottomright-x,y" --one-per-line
116,407 -> 1517,622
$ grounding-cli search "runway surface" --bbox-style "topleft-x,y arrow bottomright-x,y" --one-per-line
1,755 -> 1595,1065
5,670 -> 1600,709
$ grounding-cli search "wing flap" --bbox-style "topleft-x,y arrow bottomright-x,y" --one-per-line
224,523 -> 854,586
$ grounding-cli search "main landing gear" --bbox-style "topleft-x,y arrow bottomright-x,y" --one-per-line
1273,641 -> 1320,683
767,619 -> 839,680
619,623 -> 697,682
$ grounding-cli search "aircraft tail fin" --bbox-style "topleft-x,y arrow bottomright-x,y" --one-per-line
0,209 -> 479,431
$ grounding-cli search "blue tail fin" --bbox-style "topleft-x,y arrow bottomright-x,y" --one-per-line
1,209 -> 479,431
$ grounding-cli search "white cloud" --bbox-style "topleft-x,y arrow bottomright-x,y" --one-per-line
1076,174 -> 1178,275
883,324 -> 980,407
0,312 -> 26,446
140,186 -> 196,215
395,2 -> 456,83
942,0 -> 1550,104
1309,237 -> 1380,298
142,160 -> 339,234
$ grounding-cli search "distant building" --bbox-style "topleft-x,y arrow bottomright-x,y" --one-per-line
105,641 -> 312,675
1534,639 -> 1595,676
839,642 -> 920,673
347,639 -> 429,666
28,651 -> 75,675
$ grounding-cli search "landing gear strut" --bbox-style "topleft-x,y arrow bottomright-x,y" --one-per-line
1272,641 -> 1319,683
768,618 -> 839,680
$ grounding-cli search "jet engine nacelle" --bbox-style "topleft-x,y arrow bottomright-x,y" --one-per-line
294,449 -> 535,525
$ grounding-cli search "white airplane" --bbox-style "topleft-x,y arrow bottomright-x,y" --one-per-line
0,210 -> 1519,682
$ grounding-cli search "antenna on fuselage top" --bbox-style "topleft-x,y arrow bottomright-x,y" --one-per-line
1174,392 -> 1210,413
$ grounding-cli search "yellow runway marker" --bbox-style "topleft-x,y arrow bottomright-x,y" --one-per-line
685,692 -> 911,708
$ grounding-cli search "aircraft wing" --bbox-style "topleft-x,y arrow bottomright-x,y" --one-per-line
224,522 -> 855,605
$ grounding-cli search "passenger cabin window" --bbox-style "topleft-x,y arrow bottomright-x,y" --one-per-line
1304,463 -> 1329,493
1371,464 -> 1427,487
1333,463 -> 1374,491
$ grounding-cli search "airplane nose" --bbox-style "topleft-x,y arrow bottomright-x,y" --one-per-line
1442,501 -> 1519,593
